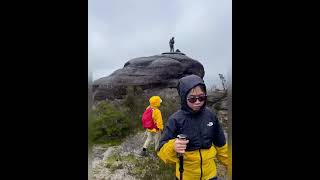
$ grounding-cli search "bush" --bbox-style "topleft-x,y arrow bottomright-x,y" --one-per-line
88,110 -> 96,147
91,101 -> 130,143
122,86 -> 148,131
159,96 -> 180,126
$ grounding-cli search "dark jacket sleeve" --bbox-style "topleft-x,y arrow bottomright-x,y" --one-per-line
212,115 -> 226,147
157,115 -> 178,151
157,116 -> 180,164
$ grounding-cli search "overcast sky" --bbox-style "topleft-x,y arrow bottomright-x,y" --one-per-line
89,0 -> 231,88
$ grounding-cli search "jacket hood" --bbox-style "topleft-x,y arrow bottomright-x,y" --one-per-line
149,96 -> 162,108
177,74 -> 207,113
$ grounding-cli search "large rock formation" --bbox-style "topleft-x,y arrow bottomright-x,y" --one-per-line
92,52 -> 205,101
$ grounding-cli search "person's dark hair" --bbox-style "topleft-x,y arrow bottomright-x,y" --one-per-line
198,84 -> 206,94
189,84 -> 206,95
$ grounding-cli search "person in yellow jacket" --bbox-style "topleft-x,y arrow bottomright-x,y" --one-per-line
157,75 -> 228,180
140,96 -> 164,156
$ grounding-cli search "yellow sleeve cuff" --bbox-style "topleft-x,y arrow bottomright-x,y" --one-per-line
157,139 -> 178,164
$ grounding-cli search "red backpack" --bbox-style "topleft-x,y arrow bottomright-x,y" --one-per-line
141,107 -> 158,130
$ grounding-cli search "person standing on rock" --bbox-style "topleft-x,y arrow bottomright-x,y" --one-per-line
140,96 -> 164,156
157,75 -> 228,180
170,37 -> 175,52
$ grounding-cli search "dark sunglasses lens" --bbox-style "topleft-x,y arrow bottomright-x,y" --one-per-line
187,96 -> 206,103
188,97 -> 197,103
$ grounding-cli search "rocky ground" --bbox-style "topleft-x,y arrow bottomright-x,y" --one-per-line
90,131 -> 228,180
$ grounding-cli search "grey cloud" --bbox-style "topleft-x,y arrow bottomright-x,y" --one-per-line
89,0 -> 232,87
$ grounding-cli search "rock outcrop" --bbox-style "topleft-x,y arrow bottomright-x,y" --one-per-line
92,53 -> 204,101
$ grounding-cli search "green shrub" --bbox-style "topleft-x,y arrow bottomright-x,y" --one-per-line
122,86 -> 148,132
88,110 -> 96,147
91,101 -> 130,143
159,96 -> 180,126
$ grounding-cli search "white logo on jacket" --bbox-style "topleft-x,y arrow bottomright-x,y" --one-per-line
207,122 -> 213,126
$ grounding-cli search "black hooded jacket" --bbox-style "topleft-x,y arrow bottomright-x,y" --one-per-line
158,75 -> 226,151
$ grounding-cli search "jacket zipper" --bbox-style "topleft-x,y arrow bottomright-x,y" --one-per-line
199,149 -> 203,179
198,116 -> 203,179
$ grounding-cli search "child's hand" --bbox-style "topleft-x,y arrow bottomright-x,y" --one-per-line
174,138 -> 189,154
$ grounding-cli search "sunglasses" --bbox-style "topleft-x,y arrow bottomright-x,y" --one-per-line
187,95 -> 207,103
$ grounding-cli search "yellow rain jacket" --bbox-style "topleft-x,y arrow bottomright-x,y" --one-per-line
147,96 -> 163,133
